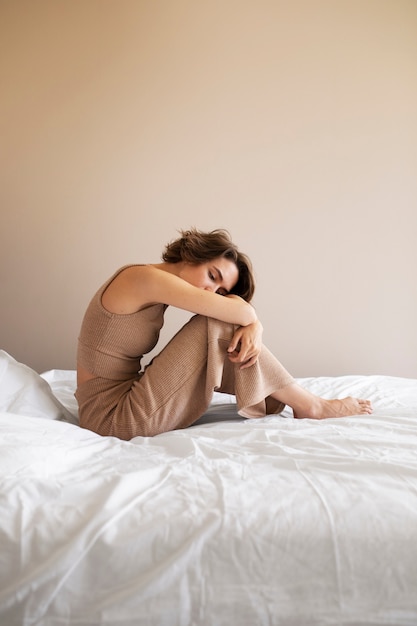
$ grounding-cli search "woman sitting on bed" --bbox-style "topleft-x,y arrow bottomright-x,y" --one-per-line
76,228 -> 372,440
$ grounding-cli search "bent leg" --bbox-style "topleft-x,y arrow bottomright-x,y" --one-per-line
219,343 -> 295,418
120,316 -> 295,437
77,314 -> 373,440
81,315 -> 296,439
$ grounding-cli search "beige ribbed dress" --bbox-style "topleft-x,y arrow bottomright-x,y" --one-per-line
75,266 -> 295,440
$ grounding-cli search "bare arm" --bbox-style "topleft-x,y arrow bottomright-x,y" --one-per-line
101,265 -> 258,327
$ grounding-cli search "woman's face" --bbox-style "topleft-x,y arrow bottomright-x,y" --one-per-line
179,256 -> 239,296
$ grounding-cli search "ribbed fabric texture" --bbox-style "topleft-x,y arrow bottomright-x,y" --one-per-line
76,312 -> 295,440
77,265 -> 167,380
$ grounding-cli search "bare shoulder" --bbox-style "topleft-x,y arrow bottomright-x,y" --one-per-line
101,265 -> 158,314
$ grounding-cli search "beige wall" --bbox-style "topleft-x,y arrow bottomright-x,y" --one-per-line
1,0 -> 416,377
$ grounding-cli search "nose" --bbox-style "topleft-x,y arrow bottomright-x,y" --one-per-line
204,286 -> 215,292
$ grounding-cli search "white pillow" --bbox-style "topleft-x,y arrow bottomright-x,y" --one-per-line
0,350 -> 75,422
41,368 -> 79,422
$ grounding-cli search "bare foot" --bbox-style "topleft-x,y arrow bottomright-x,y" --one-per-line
294,397 -> 373,420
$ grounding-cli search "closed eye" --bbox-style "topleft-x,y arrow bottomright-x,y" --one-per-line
209,267 -> 228,295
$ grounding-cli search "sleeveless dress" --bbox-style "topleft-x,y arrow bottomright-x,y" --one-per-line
75,265 -> 295,439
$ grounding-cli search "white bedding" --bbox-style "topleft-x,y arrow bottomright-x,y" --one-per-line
1,350 -> 417,626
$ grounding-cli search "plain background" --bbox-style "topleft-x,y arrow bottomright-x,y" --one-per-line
1,0 -> 416,377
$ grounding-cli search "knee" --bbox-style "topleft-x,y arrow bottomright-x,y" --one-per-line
183,315 -> 235,342
207,317 -> 236,341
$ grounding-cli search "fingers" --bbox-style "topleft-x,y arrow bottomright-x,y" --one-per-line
227,349 -> 243,362
227,328 -> 243,355
227,339 -> 239,354
227,326 -> 262,369
238,356 -> 258,370
227,349 -> 258,369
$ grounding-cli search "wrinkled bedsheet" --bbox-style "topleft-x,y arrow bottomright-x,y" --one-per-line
1,355 -> 417,625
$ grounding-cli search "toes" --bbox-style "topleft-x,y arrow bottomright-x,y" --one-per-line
358,399 -> 372,414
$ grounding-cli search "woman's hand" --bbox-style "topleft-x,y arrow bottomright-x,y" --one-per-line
227,320 -> 263,369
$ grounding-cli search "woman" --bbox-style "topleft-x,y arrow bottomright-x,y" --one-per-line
76,228 -> 372,439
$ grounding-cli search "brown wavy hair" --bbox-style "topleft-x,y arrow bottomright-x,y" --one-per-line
162,228 -> 255,302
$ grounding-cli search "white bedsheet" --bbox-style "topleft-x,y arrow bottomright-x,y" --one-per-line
1,350 -> 417,625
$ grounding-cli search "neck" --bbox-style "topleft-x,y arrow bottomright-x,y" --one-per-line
151,262 -> 183,277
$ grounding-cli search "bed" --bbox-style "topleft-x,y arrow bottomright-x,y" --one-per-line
1,348 -> 417,626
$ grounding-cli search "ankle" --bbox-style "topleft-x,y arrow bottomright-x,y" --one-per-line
305,397 -> 324,420
292,396 -> 323,420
